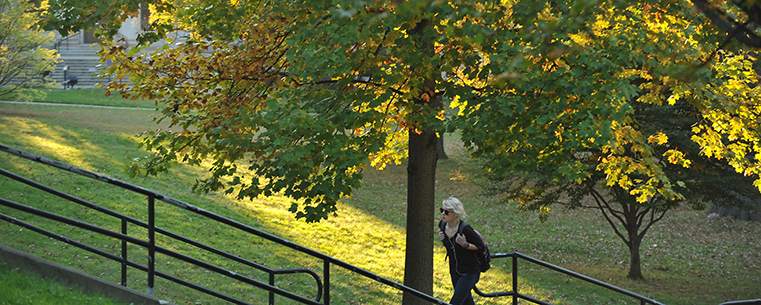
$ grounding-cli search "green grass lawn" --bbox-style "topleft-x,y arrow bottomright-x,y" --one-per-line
1,88 -> 156,108
0,262 -> 128,305
0,91 -> 759,305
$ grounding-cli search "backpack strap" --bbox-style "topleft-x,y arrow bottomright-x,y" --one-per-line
458,221 -> 469,235
441,220 -> 467,261
458,220 -> 486,269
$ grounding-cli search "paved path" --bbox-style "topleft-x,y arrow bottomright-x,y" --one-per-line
0,100 -> 155,110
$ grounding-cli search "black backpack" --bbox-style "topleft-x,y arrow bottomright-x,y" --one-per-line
439,220 -> 491,272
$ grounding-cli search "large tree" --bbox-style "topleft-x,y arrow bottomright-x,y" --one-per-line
43,0 -> 761,299
43,1 -> 486,303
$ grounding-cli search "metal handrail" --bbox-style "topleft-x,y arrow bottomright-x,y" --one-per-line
474,252 -> 664,305
0,203 -> 317,305
0,144 -> 447,305
0,166 -> 324,302
55,32 -> 81,50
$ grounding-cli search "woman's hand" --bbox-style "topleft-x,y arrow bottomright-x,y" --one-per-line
437,230 -> 445,241
455,233 -> 467,247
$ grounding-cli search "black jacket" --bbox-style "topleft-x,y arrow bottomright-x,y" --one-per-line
439,220 -> 485,275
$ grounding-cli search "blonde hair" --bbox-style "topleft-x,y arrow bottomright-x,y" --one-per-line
442,197 -> 467,220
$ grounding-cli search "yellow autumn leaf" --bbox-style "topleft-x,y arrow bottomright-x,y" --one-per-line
647,132 -> 668,145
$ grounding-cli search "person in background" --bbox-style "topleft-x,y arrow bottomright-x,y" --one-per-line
437,197 -> 485,305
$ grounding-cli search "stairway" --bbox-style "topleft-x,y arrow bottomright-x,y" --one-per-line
51,43 -> 107,88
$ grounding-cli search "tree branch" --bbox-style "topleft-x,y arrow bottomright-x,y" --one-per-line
590,188 -> 629,244
691,0 -> 761,47
638,205 -> 669,240
635,206 -> 651,229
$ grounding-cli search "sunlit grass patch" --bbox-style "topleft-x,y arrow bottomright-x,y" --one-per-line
2,117 -> 91,167
225,195 -> 408,279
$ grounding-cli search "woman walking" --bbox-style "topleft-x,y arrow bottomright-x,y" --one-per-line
437,197 -> 485,305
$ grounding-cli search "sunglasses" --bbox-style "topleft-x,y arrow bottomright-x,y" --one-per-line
439,208 -> 453,215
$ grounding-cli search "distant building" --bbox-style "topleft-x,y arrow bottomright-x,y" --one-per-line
49,4 -> 151,88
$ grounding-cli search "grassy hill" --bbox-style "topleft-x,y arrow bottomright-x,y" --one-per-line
0,90 -> 759,304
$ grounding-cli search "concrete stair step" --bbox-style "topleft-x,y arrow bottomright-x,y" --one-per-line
51,45 -> 108,88
49,61 -> 108,88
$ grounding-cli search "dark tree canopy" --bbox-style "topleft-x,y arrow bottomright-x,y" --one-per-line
692,0 -> 761,48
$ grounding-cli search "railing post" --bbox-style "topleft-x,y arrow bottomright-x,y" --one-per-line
269,272 -> 275,305
147,195 -> 155,296
512,253 -> 518,305
324,260 -> 330,305
121,218 -> 128,286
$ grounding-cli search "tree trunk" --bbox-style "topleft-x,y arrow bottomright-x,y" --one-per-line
624,206 -> 645,281
402,17 -> 438,305
626,235 -> 644,280
403,127 -> 438,305
593,191 -> 646,281
436,136 -> 448,160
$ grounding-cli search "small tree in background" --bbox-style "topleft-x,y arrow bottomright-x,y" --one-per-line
453,2 -> 761,281
0,0 -> 59,100
484,96 -> 760,280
